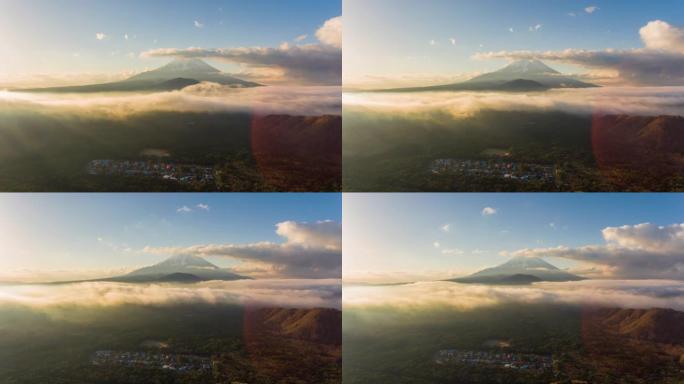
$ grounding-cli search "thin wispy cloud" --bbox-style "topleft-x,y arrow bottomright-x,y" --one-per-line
95,32 -> 107,40
585,6 -> 599,14
441,248 -> 464,256
176,204 -> 210,213
194,20 -> 204,29
529,24 -> 542,32
196,203 -> 210,211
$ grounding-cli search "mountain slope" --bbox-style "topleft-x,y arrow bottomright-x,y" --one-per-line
245,308 -> 342,345
593,115 -> 684,158
250,115 -> 342,191
591,114 -> 684,190
450,256 -> 583,284
19,58 -> 260,93
587,307 -> 684,344
241,307 -> 342,382
384,59 -> 597,92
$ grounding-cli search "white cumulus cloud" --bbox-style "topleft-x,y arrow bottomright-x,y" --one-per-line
482,207 -> 497,216
315,16 -> 341,49
640,20 -> 684,52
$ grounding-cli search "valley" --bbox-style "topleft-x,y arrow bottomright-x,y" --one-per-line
343,304 -> 684,384
344,108 -> 684,192
344,59 -> 684,192
0,58 -> 341,192
0,303 -> 341,384
0,110 -> 341,192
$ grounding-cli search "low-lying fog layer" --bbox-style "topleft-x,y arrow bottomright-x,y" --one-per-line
344,280 -> 684,311
344,87 -> 684,118
0,84 -> 341,117
0,279 -> 341,309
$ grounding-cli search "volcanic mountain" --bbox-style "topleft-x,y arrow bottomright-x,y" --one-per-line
104,254 -> 249,283
386,59 -> 597,92
19,58 -> 261,93
450,256 -> 583,285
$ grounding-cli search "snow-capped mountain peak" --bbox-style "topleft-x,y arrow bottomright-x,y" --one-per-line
498,59 -> 560,75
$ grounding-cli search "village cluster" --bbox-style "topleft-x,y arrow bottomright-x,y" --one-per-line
91,350 -> 212,374
86,159 -> 215,184
435,349 -> 554,372
430,159 -> 556,183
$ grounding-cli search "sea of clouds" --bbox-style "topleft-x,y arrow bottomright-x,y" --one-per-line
344,87 -> 684,119
0,85 -> 341,118
0,278 -> 341,310
344,279 -> 684,312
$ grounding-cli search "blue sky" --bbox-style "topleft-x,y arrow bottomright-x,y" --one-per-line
344,193 -> 684,281
0,0 -> 340,78
0,193 -> 341,273
344,0 -> 684,86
